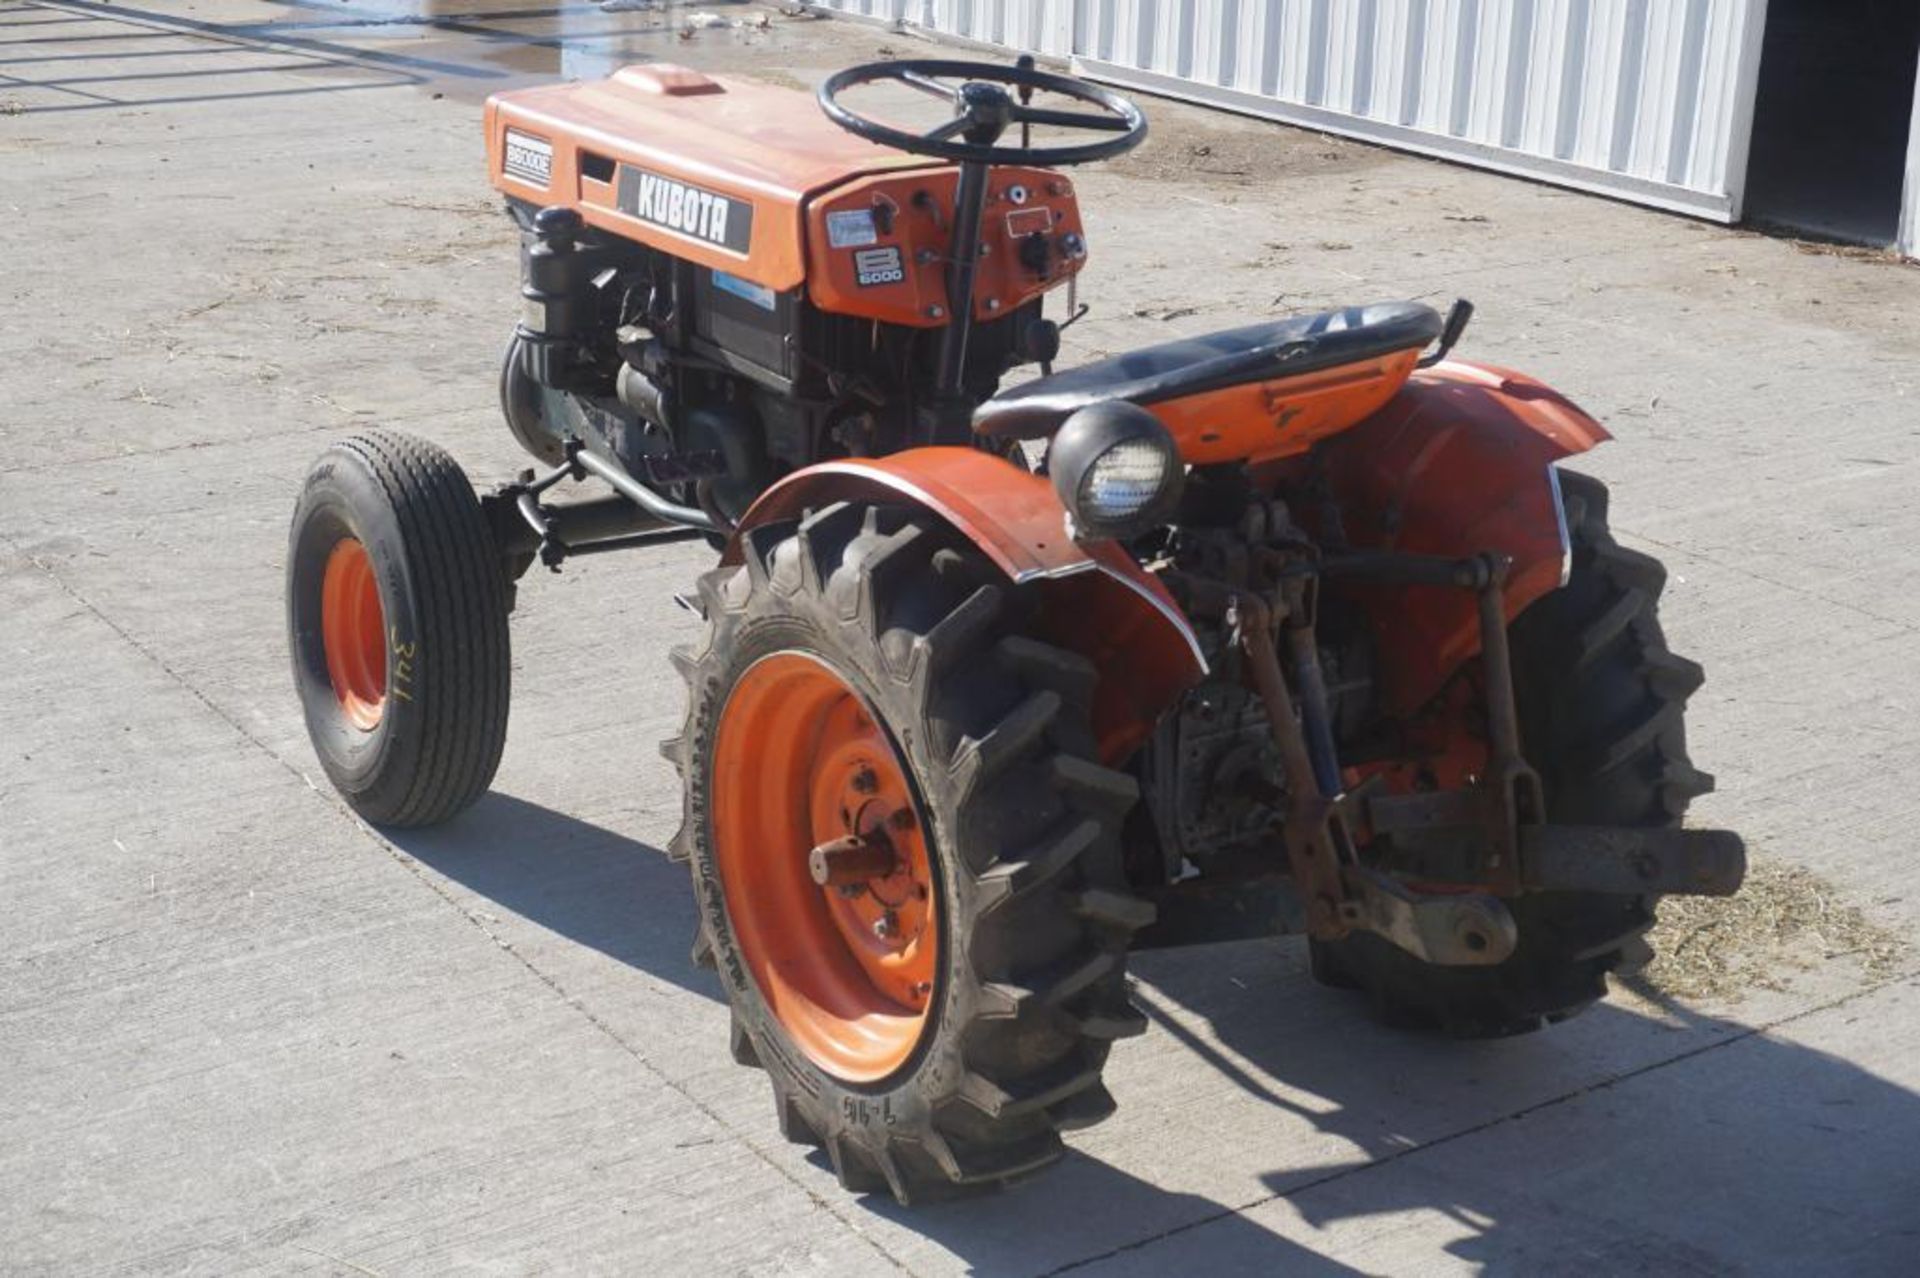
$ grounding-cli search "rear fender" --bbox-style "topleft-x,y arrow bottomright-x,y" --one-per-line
1300,360 -> 1610,717
729,448 -> 1206,762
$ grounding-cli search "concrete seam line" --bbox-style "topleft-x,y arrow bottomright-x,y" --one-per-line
363,823 -> 917,1274
1620,524 -> 1920,640
1,534 -> 916,1275
0,424 -> 338,479
0,407 -> 494,479
1040,964 -> 1920,1278
30,0 -> 489,81
5,534 -> 300,777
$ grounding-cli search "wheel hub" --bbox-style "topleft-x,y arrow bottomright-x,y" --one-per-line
709,652 -> 939,1083
809,741 -> 936,1011
320,537 -> 387,730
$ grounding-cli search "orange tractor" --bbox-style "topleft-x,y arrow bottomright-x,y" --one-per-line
287,59 -> 1743,1203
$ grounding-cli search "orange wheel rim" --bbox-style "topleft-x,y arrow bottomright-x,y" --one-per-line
711,652 -> 939,1084
320,537 -> 387,731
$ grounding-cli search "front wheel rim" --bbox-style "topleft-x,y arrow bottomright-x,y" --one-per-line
320,537 -> 387,731
710,652 -> 939,1084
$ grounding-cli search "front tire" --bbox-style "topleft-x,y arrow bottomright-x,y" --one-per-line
1313,471 -> 1713,1035
663,503 -> 1154,1203
287,430 -> 511,827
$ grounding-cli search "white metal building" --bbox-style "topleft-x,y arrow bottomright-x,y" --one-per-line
809,0 -> 1920,257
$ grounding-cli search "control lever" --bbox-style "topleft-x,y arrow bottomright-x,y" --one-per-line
1418,297 -> 1475,368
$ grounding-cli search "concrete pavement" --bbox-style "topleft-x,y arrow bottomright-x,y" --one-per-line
3,2 -> 1917,1273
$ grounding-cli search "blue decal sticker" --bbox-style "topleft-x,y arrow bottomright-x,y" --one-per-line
712,269 -> 776,311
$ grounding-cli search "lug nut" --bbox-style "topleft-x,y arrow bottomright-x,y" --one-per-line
851,767 -> 878,795
873,912 -> 899,940
888,807 -> 916,832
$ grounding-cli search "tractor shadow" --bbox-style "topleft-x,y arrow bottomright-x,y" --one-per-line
392,791 -> 715,1000
1081,946 -> 1920,1274
389,794 -> 1352,1271
390,795 -> 1920,1274
887,954 -> 1920,1274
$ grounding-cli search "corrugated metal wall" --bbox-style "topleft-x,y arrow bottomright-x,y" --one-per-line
1073,0 -> 1770,220
807,0 -> 903,21
807,0 -> 1075,56
808,0 -> 1772,222
1904,66 -> 1920,257
918,0 -> 1077,57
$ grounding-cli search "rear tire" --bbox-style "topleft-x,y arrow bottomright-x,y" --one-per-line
1312,471 -> 1712,1035
664,503 -> 1153,1203
287,430 -> 511,827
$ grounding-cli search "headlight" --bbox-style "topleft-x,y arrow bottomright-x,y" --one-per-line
1049,400 -> 1184,541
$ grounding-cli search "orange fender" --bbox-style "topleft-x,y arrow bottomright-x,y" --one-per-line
729,448 -> 1206,762
1296,359 -> 1610,717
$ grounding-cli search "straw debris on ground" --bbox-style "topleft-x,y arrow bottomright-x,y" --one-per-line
1644,858 -> 1908,1002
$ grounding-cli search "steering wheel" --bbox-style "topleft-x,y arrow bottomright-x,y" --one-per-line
818,59 -> 1147,166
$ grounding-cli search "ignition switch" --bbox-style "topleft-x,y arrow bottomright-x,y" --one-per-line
1018,230 -> 1052,279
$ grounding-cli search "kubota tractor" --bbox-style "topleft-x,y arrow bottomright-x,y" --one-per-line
287,58 -> 1744,1204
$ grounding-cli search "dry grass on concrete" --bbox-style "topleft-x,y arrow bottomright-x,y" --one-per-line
1645,858 -> 1909,1002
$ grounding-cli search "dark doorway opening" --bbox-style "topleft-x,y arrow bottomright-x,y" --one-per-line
1743,0 -> 1920,245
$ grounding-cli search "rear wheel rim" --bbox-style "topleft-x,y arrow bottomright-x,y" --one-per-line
320,537 -> 387,731
711,652 -> 939,1084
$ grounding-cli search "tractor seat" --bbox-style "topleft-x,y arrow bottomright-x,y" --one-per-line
974,301 -> 1444,439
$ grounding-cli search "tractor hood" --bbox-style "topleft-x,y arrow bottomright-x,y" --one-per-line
486,64 -> 937,292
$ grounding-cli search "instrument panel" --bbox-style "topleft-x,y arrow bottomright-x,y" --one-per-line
804,166 -> 1087,327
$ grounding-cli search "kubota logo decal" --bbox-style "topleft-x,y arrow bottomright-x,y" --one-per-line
616,165 -> 752,254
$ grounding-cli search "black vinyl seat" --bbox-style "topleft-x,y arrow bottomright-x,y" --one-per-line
974,301 -> 1444,439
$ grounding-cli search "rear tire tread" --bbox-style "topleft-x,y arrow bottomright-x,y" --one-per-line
668,503 -> 1148,1204
1312,470 -> 1709,1035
